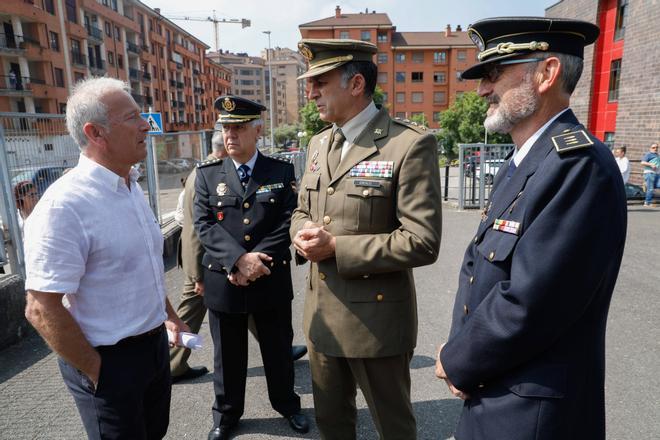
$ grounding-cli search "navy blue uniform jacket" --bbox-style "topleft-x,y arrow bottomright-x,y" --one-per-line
193,152 -> 297,313
442,110 -> 627,439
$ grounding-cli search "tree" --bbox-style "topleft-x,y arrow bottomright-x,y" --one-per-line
436,91 -> 511,158
274,124 -> 300,147
373,85 -> 385,108
409,113 -> 429,128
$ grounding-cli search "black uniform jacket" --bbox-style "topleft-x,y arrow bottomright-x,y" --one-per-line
194,152 -> 297,313
442,110 -> 627,440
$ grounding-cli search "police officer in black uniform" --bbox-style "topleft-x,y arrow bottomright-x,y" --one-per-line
194,96 -> 309,440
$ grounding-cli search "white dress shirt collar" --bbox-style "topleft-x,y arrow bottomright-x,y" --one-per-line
513,108 -> 569,167
77,153 -> 140,192
231,149 -> 259,174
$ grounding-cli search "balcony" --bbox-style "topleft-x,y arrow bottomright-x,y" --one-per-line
176,100 -> 186,108
85,24 -> 103,42
146,96 -> 153,105
128,68 -> 140,80
194,87 -> 204,94
171,100 -> 178,108
195,104 -> 202,111
142,71 -> 151,82
193,68 -> 200,75
0,75 -> 48,97
174,61 -> 183,70
169,79 -> 176,88
89,58 -> 105,74
124,10 -> 134,21
176,81 -> 184,89
70,50 -> 87,67
131,93 -> 144,105
127,41 -> 141,55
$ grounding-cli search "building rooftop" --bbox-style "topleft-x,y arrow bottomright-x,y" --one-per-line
391,31 -> 473,48
300,8 -> 392,28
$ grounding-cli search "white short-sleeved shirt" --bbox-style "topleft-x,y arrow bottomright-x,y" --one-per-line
24,154 -> 167,346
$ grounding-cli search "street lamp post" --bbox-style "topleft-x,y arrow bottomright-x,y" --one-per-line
263,30 -> 275,151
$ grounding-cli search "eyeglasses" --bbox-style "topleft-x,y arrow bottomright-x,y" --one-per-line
482,58 -> 545,83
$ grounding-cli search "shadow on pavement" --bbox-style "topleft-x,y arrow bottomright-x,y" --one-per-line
411,354 -> 436,369
0,331 -> 51,384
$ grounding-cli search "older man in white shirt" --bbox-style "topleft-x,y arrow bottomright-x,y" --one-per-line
24,77 -> 188,439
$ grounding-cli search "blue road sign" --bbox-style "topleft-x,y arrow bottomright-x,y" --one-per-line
141,112 -> 163,134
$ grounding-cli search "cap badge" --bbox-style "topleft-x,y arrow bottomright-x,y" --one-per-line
300,45 -> 314,61
222,97 -> 236,112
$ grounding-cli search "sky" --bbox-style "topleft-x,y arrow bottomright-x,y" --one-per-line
145,0 -> 557,56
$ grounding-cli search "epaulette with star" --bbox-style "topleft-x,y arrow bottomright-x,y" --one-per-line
552,129 -> 594,154
197,158 -> 223,168
393,117 -> 427,133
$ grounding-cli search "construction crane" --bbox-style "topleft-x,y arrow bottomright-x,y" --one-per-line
165,10 -> 251,52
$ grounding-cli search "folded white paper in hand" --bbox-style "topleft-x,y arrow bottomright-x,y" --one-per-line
167,329 -> 203,350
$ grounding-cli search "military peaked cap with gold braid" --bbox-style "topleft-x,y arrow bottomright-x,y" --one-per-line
297,39 -> 377,79
462,16 -> 599,80
213,95 -> 266,125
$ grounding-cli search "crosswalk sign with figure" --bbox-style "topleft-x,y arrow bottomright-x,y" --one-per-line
140,112 -> 163,134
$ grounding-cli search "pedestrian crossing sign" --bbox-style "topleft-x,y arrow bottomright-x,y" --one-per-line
141,112 -> 163,134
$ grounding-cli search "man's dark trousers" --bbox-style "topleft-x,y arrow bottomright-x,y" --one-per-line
58,328 -> 171,439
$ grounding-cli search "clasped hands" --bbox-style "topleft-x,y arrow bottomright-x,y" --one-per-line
293,221 -> 336,262
227,252 -> 272,286
435,343 -> 470,401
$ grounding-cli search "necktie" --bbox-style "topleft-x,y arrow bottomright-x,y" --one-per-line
327,129 -> 345,177
237,164 -> 250,188
505,160 -> 517,182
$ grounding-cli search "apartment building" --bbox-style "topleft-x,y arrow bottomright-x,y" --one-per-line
547,0 -> 659,184
263,47 -> 306,125
298,6 -> 478,129
0,0 -> 231,132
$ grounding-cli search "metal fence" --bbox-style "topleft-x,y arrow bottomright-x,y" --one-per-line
458,143 -> 515,210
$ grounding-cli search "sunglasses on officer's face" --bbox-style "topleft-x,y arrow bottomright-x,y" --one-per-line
482,58 -> 545,83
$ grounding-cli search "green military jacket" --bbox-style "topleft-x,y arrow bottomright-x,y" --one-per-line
290,108 -> 442,357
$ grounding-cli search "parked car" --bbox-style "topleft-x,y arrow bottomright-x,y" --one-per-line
11,166 -> 68,197
157,160 -> 186,174
475,159 -> 506,185
169,158 -> 196,170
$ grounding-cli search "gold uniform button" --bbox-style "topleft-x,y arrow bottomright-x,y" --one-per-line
376,293 -> 384,301
469,276 -> 474,284
208,264 -> 213,269
488,251 -> 495,261
319,272 -> 326,280
463,304 -> 469,315
327,187 -> 335,195
323,215 -> 331,225
243,218 -> 250,225
362,189 -> 370,197
243,202 -> 250,209
244,235 -> 251,242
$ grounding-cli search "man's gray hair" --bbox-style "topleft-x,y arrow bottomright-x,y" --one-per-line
250,118 -> 264,128
211,130 -> 224,152
532,52 -> 584,95
66,77 -> 130,150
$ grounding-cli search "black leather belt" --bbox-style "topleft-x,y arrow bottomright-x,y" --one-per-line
116,323 -> 164,346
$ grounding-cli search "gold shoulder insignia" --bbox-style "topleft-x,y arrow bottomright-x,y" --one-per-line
551,130 -> 593,154
197,158 -> 222,168
392,117 -> 427,133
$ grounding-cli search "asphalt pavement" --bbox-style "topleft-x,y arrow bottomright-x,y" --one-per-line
0,205 -> 658,439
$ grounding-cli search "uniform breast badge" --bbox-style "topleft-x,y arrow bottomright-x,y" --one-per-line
217,182 -> 227,196
217,211 -> 224,221
493,218 -> 521,235
309,150 -> 320,172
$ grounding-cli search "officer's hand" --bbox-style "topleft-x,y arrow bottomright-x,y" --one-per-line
435,344 -> 470,401
294,227 -> 336,262
228,272 -> 250,287
194,281 -> 204,296
165,316 -> 191,348
236,252 -> 272,281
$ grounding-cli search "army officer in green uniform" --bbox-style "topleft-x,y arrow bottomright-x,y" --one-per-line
194,96 -> 309,440
291,39 -> 443,439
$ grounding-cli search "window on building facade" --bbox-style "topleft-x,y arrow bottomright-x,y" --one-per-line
117,54 -> 123,69
107,51 -> 114,65
382,92 -> 388,102
65,0 -> 77,23
433,71 -> 446,84
104,22 -> 112,37
377,72 -> 387,83
396,92 -> 405,103
74,72 -> 85,83
433,111 -> 442,122
457,50 -> 467,61
411,72 -> 423,82
44,0 -> 55,14
49,31 -> 59,51
395,72 -> 405,83
361,30 -> 371,41
111,0 -> 117,12
377,53 -> 388,64
434,91 -> 446,104
615,0 -> 628,40
54,67 -> 64,87
377,32 -> 387,43
396,53 -> 406,63
155,88 -> 159,101
395,112 -> 405,119
412,52 -> 424,64
59,103 -> 66,114
162,90 -> 167,101
603,132 -> 615,148
411,92 -> 423,103
340,31 -> 350,39
456,71 -> 464,81
114,26 -> 121,41
433,51 -> 446,64
608,59 -> 622,101
161,68 -> 165,80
